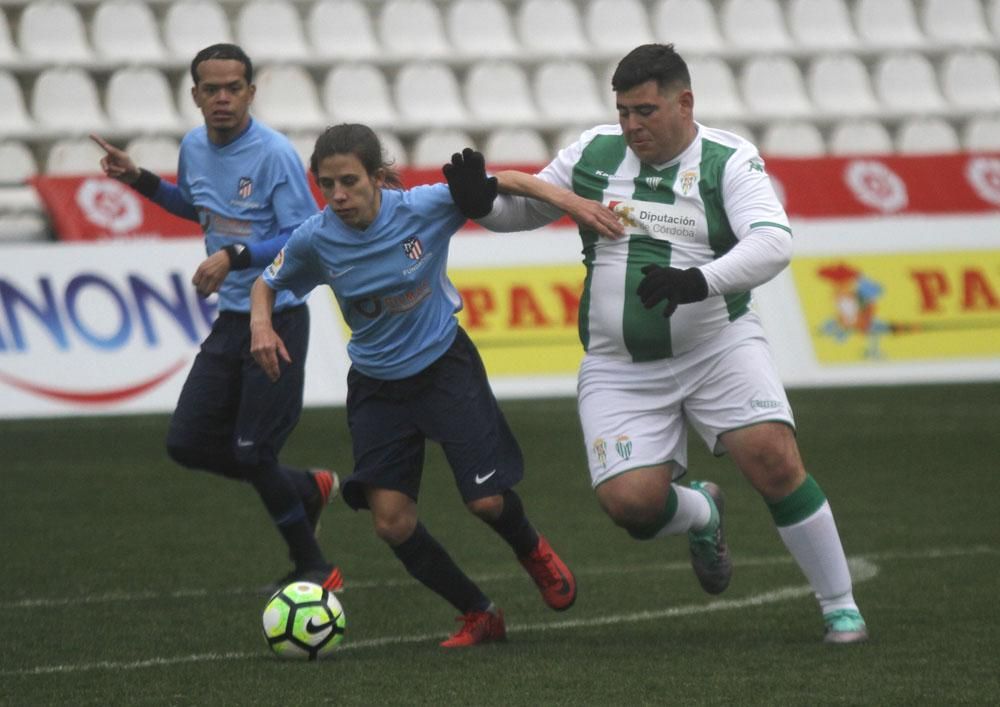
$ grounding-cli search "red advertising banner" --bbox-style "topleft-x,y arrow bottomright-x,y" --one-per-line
29,154 -> 1000,242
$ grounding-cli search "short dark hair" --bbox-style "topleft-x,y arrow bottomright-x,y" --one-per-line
310,124 -> 403,189
190,43 -> 253,85
611,43 -> 691,94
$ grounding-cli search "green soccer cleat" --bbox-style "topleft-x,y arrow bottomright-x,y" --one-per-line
687,481 -> 733,595
823,609 -> 869,644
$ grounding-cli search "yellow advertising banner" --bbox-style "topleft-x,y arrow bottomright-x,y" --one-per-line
792,251 -> 1000,363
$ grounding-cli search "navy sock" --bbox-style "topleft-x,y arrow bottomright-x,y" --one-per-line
486,489 -> 539,557
245,464 -> 325,570
282,465 -> 320,503
392,523 -> 490,614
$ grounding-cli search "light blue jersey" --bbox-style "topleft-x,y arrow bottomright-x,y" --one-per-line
264,184 -> 467,379
177,119 -> 318,312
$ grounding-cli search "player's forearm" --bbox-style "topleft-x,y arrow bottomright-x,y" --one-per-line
700,227 -> 792,295
129,172 -> 199,222
250,276 -> 277,329
477,171 -> 563,232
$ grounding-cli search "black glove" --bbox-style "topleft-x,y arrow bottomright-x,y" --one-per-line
442,148 -> 498,219
636,264 -> 708,318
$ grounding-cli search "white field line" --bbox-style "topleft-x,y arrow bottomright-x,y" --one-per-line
1,545 -> 994,678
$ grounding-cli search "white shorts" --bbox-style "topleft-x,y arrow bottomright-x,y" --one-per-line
577,313 -> 795,488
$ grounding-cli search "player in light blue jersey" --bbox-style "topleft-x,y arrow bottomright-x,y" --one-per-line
91,44 -> 342,595
250,124 -> 577,648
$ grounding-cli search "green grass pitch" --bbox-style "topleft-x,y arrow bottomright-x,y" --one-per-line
2,383 -> 998,705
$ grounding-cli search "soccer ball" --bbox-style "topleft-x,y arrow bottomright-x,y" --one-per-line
261,581 -> 346,660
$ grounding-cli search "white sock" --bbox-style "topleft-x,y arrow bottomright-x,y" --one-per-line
776,500 -> 859,614
654,484 -> 712,538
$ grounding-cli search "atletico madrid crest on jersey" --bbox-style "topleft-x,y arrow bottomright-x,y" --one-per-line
402,236 -> 423,260
238,177 -> 253,199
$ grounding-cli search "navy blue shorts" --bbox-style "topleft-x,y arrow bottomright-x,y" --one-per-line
341,326 -> 524,510
166,304 -> 309,475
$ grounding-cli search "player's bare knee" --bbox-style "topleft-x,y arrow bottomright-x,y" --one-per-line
372,513 -> 416,546
466,494 -> 503,522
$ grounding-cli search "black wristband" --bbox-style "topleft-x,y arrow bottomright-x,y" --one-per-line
131,168 -> 161,198
222,243 -> 252,270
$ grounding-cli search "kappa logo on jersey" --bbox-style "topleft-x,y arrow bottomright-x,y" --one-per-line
238,177 -> 253,199
747,159 -> 765,174
402,236 -> 423,260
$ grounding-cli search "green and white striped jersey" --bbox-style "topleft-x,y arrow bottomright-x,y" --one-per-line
489,123 -> 792,362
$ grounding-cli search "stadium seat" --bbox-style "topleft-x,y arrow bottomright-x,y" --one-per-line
483,128 -> 549,164
18,0 -> 93,63
828,119 -> 893,155
739,56 -> 812,119
464,61 -> 537,126
719,0 -> 793,52
806,54 -> 880,117
91,0 -> 166,62
761,121 -> 826,157
306,0 -> 378,60
921,0 -> 991,46
651,0 -> 724,54
45,137 -> 106,175
687,57 -> 744,122
940,50 -> 1000,112
394,62 -> 467,127
516,0 -> 588,58
854,0 -> 923,49
553,125 -> 593,151
0,141 -> 38,184
963,115 -> 1000,151
175,78 -> 203,129
126,135 -> 180,173
446,0 -> 519,58
378,0 -> 449,59
787,0 -> 858,50
0,8 -> 19,65
106,67 -> 183,133
286,132 -> 315,168
0,70 -> 33,137
896,117 -> 961,154
534,60 -> 607,126
990,0 -> 1000,38
235,0 -> 309,62
377,131 -> 408,167
873,52 -> 946,115
163,0 -> 233,60
583,0 -> 653,57
323,63 -> 397,128
31,67 -> 109,134
714,122 -> 756,144
252,65 -> 325,132
410,128 -> 476,167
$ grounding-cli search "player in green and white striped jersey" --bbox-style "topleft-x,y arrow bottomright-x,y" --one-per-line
453,43 -> 867,643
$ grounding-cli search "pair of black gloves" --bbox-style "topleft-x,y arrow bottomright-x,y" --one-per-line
442,148 -> 707,318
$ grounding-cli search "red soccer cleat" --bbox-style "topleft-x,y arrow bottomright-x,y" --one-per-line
518,534 -> 577,611
439,608 -> 507,648
304,469 -> 340,534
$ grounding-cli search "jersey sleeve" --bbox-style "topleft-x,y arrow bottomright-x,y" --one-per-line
721,145 -> 792,240
270,144 -> 320,231
261,218 -> 325,299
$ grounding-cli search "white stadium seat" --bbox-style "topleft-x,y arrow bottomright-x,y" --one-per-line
896,117 -> 961,154
307,0 -> 378,60
45,137 -> 106,175
554,125 -> 592,152
873,52 -> 946,115
31,67 -> 109,134
516,0 -> 588,58
719,0 -> 793,52
787,0 -> 858,50
761,121 -> 826,158
235,0 -> 309,62
854,0 -> 923,49
828,119 -> 893,156
940,51 -> 1000,112
963,116 -> 1000,151
651,0 -> 724,54
378,0 -> 449,59
323,63 -> 397,128
483,128 -> 549,164
990,0 -> 1000,38
714,122 -> 756,144
252,65 -> 325,132
176,77 -> 203,129
807,54 -> 880,117
377,131 -> 409,168
464,61 -> 537,126
739,56 -> 812,119
126,136 -> 181,173
394,63 -> 467,127
410,129 -> 476,168
533,60 -> 607,125
18,0 -> 93,63
687,57 -> 744,121
0,141 -> 38,184
921,0 -> 991,46
106,67 -> 183,133
0,70 -> 34,137
91,0 -> 166,62
446,0 -> 518,59
584,0 -> 653,57
163,0 -> 233,60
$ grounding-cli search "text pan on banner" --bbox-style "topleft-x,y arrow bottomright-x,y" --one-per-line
792,251 -> 1000,363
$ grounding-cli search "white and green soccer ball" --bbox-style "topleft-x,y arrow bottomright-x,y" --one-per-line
262,581 -> 346,660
